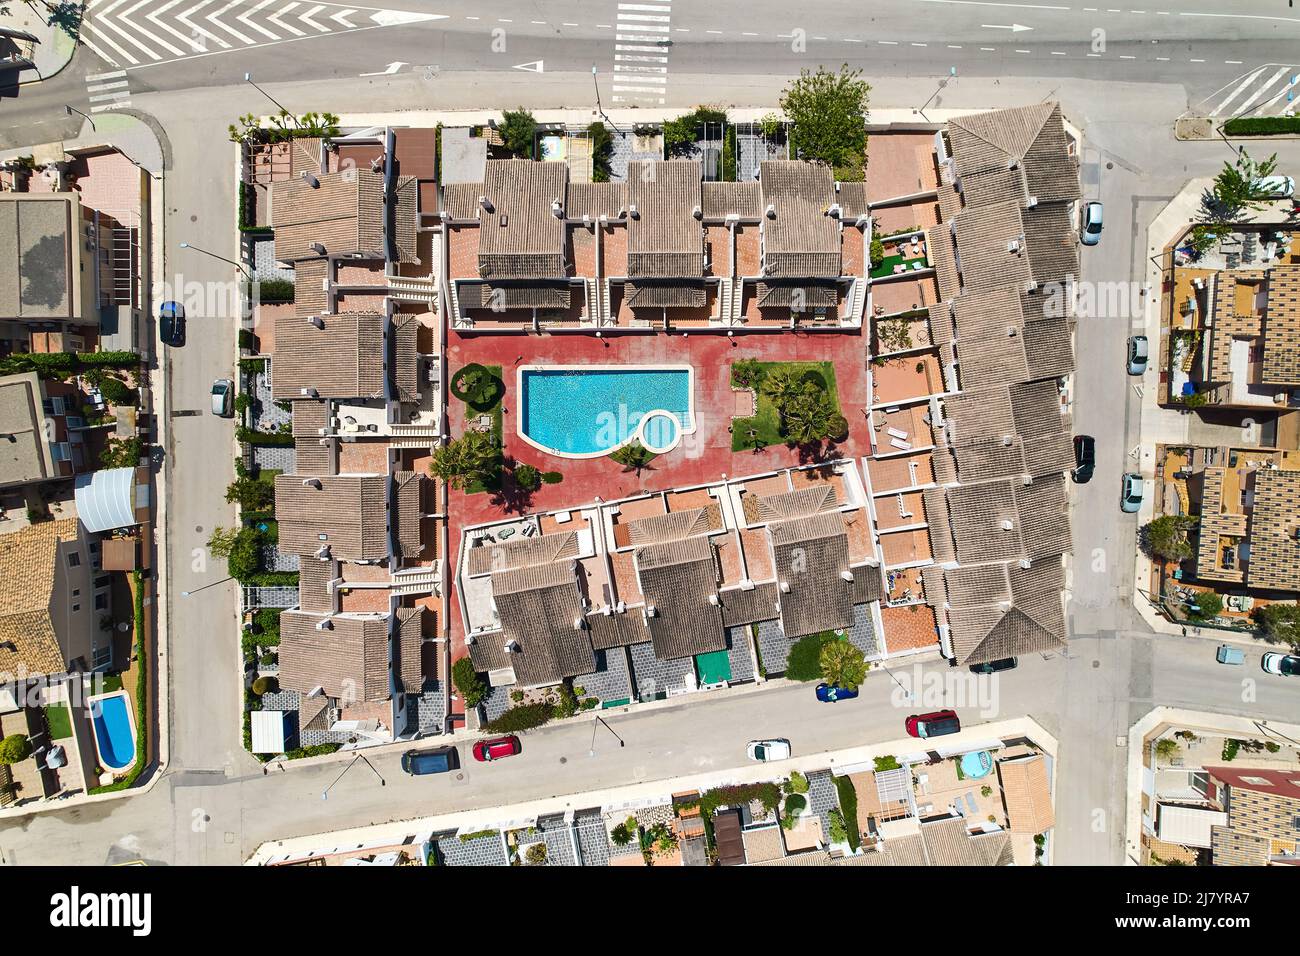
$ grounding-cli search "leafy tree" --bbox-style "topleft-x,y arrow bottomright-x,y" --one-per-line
207,526 -> 241,559
225,475 -> 275,512
226,528 -> 263,581
780,65 -> 871,178
251,676 -> 277,696
430,430 -> 500,492
500,108 -> 538,159
1250,603 -> 1300,645
451,658 -> 488,709
761,368 -> 799,408
1139,514 -> 1196,562
1155,738 -> 1180,762
785,631 -> 840,681
1209,149 -> 1279,220
100,436 -> 144,469
873,755 -> 900,772
1190,590 -> 1223,620
782,391 -> 834,444
98,376 -> 136,406
869,234 -> 885,268
589,122 -> 615,183
819,638 -> 867,691
662,106 -> 727,157
513,463 -> 541,492
450,363 -> 502,409
785,770 -> 810,794
0,733 -> 31,765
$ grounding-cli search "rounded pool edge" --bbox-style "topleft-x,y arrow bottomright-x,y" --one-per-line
514,364 -> 697,460
88,689 -> 138,774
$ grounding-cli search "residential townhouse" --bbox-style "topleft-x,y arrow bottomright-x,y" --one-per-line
265,127 -> 445,745
0,371 -> 89,489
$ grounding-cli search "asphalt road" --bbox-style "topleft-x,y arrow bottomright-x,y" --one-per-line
2,1 -> 1300,867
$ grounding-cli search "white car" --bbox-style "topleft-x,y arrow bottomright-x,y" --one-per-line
1261,652 -> 1300,677
211,378 -> 233,417
746,739 -> 791,762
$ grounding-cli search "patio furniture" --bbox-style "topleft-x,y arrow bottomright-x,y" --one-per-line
889,437 -> 911,450
496,527 -> 516,540
886,427 -> 909,440
964,792 -> 978,815
554,510 -> 572,524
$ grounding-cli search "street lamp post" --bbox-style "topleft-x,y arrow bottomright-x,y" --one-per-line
916,67 -> 957,122
244,72 -> 298,126
180,576 -> 234,598
591,66 -> 625,138
588,715 -> 625,756
321,752 -> 386,800
64,105 -> 96,133
178,241 -> 252,279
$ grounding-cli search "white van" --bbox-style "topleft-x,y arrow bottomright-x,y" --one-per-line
1253,175 -> 1295,199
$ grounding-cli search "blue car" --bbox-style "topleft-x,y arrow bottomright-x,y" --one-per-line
816,683 -> 859,703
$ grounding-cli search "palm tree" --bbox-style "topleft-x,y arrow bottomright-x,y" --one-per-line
429,431 -> 499,491
819,639 -> 867,691
761,369 -> 799,407
782,394 -> 832,444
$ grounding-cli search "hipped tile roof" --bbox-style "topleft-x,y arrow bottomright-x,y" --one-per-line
769,510 -> 856,638
491,560 -> 596,685
947,103 -> 1081,206
626,160 -> 705,278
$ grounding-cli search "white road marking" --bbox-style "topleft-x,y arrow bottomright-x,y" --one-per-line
299,3 -> 331,31
1234,66 -> 1291,114
87,78 -> 130,92
266,1 -> 305,36
178,0 -> 233,49
207,0 -> 257,44
238,0 -> 280,38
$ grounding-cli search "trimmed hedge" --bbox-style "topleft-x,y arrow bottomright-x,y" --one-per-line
483,702 -> 554,734
0,351 -> 138,380
237,426 -> 294,447
834,774 -> 861,851
90,571 -> 149,794
1223,116 -> 1300,137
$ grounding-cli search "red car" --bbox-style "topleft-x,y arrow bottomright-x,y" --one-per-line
905,710 -> 961,739
472,735 -> 521,762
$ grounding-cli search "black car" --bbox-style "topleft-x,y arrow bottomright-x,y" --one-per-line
1072,434 -> 1095,483
969,657 -> 1018,675
400,746 -> 458,776
159,301 -> 185,346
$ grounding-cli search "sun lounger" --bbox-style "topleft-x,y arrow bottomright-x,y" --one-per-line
889,437 -> 912,450
886,427 -> 909,440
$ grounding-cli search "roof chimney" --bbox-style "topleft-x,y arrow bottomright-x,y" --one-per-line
628,204 -> 640,220
707,593 -> 719,606
479,195 -> 494,214
692,205 -> 703,221
765,203 -> 777,219
310,242 -> 326,256
646,605 -> 658,617
315,545 -> 331,559
303,477 -> 322,489
1019,558 -> 1032,569
300,386 -> 318,398
464,635 -> 476,646
779,580 -> 791,593
301,172 -> 320,188
839,570 -> 855,582
314,617 -> 333,630
551,198 -> 564,219
308,315 -> 325,329
1001,435 -> 1014,447
999,519 -> 1014,531
828,203 -> 843,220
572,617 -> 586,630
504,639 -> 519,653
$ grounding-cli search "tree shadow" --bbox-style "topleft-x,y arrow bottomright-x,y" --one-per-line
487,455 -> 535,514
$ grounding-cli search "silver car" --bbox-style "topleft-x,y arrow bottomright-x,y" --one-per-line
1080,201 -> 1103,245
1127,335 -> 1149,376
1120,473 -> 1143,513
211,379 -> 233,417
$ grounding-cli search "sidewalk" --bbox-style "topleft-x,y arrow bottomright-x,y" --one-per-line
247,715 -> 1057,864
5,1 -> 80,84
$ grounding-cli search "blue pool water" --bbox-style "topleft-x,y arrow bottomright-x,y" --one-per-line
520,368 -> 691,456
91,694 -> 136,772
960,750 -> 993,779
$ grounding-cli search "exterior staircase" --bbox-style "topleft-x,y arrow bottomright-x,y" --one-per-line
392,568 -> 440,596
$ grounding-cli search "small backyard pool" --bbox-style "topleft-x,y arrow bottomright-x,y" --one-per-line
517,365 -> 695,458
960,750 -> 993,779
89,690 -> 137,773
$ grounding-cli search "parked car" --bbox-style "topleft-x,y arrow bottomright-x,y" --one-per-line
159,301 -> 185,346
969,657 -> 1018,675
815,683 -> 859,703
472,735 -> 521,762
1072,435 -> 1096,484
1080,201 -> 1104,245
1215,644 -> 1246,666
1253,175 -> 1295,199
1261,652 -> 1300,677
746,739 -> 791,762
400,746 -> 458,775
1127,335 -> 1149,375
1120,472 -> 1144,513
905,710 -> 961,739
210,379 -> 233,416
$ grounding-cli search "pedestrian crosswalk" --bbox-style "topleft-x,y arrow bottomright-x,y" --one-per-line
612,1 -> 671,106
78,0 -> 445,70
85,69 -> 132,113
1197,64 -> 1299,120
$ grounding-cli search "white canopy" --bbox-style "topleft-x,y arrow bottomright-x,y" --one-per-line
74,467 -> 146,533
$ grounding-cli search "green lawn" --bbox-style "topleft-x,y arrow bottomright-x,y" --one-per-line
44,703 -> 73,740
731,361 -> 842,452
457,364 -> 504,495
870,252 -> 931,280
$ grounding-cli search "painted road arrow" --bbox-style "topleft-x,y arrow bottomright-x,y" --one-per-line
81,0 -> 447,68
513,59 -> 545,73
981,23 -> 1033,32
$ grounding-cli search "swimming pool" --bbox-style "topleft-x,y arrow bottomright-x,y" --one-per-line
89,691 -> 137,773
517,365 -> 695,458
959,750 -> 993,779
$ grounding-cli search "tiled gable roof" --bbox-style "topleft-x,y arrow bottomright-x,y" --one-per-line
1244,468 -> 1300,591
626,160 -> 705,278
491,561 -> 595,686
769,510 -> 855,638
271,312 -> 386,400
275,474 -> 389,560
1262,263 -> 1300,385
477,160 -> 568,279
566,181 -> 627,221
947,103 -> 1080,205
279,611 -> 391,703
760,160 -> 841,278
702,181 -> 763,221
635,536 -> 726,659
0,518 -> 80,678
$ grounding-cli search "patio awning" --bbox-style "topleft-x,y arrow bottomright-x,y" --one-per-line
74,467 -> 147,533
251,710 -> 288,754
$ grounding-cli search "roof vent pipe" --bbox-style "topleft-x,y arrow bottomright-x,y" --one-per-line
779,580 -> 791,593
999,519 -> 1014,531
464,635 -> 476,646
301,386 -> 318,397
310,242 -> 326,255
839,570 -> 854,582
301,172 -> 320,188
628,204 -> 640,220
303,477 -> 322,489
479,196 -> 494,213
309,316 -> 325,329
765,203 -> 777,219
707,593 -> 719,606
828,204 -> 843,220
